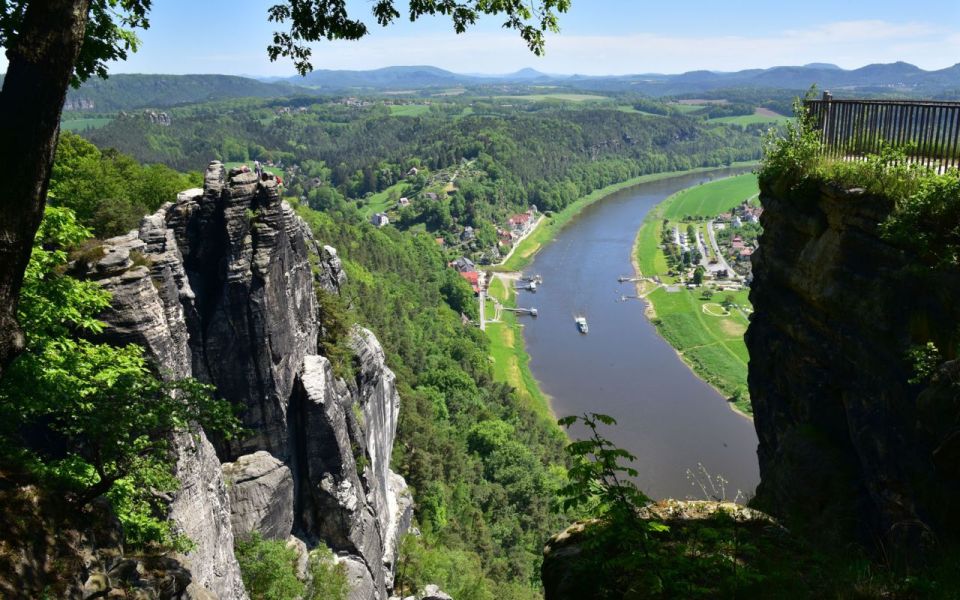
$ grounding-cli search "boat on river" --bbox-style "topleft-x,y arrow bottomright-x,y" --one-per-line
575,316 -> 589,334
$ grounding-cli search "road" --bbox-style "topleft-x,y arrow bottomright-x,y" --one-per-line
706,221 -> 739,280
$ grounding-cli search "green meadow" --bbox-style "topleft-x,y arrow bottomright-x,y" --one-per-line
663,173 -> 758,219
634,174 -> 758,414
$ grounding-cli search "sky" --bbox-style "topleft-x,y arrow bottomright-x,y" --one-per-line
5,0 -> 960,76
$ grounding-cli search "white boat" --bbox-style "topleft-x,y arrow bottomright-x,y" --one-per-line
575,316 -> 589,334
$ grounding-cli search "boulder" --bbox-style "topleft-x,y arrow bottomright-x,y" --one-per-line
222,451 -> 295,540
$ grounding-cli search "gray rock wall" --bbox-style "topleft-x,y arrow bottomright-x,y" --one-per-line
747,179 -> 960,553
87,161 -> 409,598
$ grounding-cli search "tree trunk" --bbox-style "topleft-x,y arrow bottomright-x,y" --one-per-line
0,0 -> 91,377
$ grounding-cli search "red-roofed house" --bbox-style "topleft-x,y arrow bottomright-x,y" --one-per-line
460,271 -> 480,294
508,212 -> 531,227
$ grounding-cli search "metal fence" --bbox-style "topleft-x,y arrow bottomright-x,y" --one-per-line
805,92 -> 960,171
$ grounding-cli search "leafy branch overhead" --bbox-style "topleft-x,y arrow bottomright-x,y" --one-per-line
267,0 -> 572,75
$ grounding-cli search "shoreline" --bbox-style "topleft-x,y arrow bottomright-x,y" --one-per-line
630,176 -> 755,420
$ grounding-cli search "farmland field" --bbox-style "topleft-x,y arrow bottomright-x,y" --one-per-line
662,173 -> 758,219
495,93 -> 611,103
388,104 -> 432,117
61,117 -> 113,132
710,108 -> 791,125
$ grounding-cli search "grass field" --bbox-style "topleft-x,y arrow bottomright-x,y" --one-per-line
663,173 -> 759,219
494,162 -> 759,273
495,93 -> 611,103
633,174 -> 758,415
485,276 -> 553,422
710,111 -> 791,126
669,103 -> 707,114
388,104 -> 431,117
360,181 -> 410,218
61,117 -> 113,132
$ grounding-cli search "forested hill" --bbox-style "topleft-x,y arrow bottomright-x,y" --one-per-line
83,98 -> 762,222
60,74 -> 317,111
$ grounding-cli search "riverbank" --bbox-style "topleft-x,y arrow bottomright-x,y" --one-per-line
483,274 -> 553,424
632,174 -> 758,416
493,161 -> 759,273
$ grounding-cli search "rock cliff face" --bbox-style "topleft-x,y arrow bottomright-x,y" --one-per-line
746,179 -> 960,552
86,162 -> 410,598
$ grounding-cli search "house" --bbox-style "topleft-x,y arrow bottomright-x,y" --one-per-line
461,226 -> 475,241
732,216 -> 743,228
371,213 -> 390,228
738,247 -> 754,260
407,167 -> 419,176
459,271 -> 480,294
507,212 -> 533,231
435,237 -> 445,247
397,197 -> 411,208
449,256 -> 477,273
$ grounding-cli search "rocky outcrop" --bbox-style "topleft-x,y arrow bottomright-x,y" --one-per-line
292,340 -> 409,599
747,179 -> 960,553
541,500 -> 784,599
80,161 -> 409,598
222,451 -> 295,541
0,484 -> 215,600
89,218 -> 247,599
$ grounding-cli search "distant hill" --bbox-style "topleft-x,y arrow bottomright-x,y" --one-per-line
63,74 -> 316,111
35,61 -> 960,111
290,65 -> 465,90
274,62 -> 960,96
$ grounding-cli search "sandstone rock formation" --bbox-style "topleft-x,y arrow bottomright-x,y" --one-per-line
81,161 -> 410,598
747,179 -> 960,554
222,451 -> 295,541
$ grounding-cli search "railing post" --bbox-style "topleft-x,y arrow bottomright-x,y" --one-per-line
821,91 -> 833,152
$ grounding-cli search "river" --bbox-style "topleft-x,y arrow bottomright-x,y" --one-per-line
516,167 -> 760,501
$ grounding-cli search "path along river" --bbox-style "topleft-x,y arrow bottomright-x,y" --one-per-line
517,167 -> 760,501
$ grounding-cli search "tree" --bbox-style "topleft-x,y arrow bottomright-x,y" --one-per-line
693,265 -> 706,285
0,0 -> 571,378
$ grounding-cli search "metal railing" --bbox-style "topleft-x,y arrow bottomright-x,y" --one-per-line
805,92 -> 960,171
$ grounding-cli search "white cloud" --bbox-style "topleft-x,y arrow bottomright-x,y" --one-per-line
280,19 -> 960,75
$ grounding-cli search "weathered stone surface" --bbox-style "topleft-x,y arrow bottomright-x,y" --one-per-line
73,160 -> 405,598
222,451 -> 294,541
421,584 -> 454,600
318,245 -> 347,294
168,431 -> 248,600
339,555 -> 376,600
174,162 -> 320,460
747,179 -> 960,552
89,218 -> 248,599
294,354 -> 387,595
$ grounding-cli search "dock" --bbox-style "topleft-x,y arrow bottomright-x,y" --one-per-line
503,307 -> 538,317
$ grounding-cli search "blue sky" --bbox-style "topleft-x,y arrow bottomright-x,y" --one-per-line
8,1 -> 960,76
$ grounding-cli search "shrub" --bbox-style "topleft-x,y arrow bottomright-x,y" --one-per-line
235,533 -> 305,600
305,545 -> 349,600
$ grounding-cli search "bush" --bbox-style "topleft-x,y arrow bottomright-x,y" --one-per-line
305,545 -> 349,600
235,533 -> 305,600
